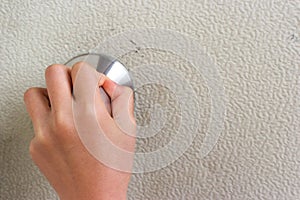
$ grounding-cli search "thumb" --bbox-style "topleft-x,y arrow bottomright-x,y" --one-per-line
102,78 -> 136,137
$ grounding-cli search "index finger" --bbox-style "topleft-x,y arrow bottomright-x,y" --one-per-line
45,64 -> 72,113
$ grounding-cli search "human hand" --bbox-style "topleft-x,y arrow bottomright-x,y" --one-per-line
24,62 -> 136,200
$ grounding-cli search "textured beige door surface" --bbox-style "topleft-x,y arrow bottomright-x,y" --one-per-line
1,0 -> 299,199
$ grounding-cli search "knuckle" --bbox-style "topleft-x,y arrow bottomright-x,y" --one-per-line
123,86 -> 134,97
53,112 -> 76,140
29,136 -> 52,161
53,111 -> 68,129
73,61 -> 86,67
73,61 -> 88,68
36,133 -> 50,147
115,85 -> 134,99
124,86 -> 135,103
45,64 -> 65,79
29,139 -> 38,158
72,61 -> 86,71
127,87 -> 134,94
24,88 -> 35,102
71,61 -> 92,77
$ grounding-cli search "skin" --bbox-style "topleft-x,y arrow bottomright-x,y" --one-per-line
24,62 -> 136,200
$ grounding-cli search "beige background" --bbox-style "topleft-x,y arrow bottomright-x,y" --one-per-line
1,0 -> 299,199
